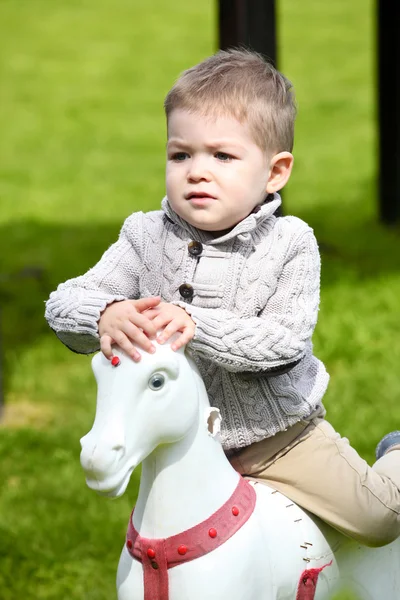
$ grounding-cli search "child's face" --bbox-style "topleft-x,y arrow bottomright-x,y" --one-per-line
166,109 -> 272,232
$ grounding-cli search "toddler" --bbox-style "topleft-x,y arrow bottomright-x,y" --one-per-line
45,49 -> 400,547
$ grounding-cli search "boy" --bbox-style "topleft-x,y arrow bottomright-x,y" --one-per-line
45,49 -> 400,547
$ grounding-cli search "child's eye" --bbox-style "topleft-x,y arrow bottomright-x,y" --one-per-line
215,152 -> 233,161
171,152 -> 189,161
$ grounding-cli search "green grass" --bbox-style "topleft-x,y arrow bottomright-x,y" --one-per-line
0,0 -> 398,598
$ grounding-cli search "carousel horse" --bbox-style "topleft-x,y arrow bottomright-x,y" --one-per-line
80,341 -> 400,600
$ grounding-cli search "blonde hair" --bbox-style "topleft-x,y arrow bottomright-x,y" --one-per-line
164,48 -> 296,154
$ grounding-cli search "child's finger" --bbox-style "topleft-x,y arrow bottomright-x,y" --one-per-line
151,315 -> 171,333
122,322 -> 156,354
142,308 -> 161,320
100,334 -> 114,359
171,328 -> 194,351
132,296 -> 161,312
157,321 -> 180,344
128,311 -> 158,340
112,331 -> 142,362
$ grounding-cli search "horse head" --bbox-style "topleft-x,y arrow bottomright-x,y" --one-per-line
80,341 -> 205,498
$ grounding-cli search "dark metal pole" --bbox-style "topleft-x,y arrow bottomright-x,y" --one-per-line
378,1 -> 400,224
218,0 -> 277,65
218,0 -> 279,213
0,306 -> 3,419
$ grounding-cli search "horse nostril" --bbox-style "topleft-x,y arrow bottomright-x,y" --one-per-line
112,444 -> 125,457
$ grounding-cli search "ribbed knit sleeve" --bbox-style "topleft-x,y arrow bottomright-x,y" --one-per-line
182,230 -> 321,372
45,212 -> 145,354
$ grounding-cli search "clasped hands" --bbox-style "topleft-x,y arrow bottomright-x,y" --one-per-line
98,296 -> 195,362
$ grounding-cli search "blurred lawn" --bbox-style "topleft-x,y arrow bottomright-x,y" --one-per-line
0,0 -> 399,599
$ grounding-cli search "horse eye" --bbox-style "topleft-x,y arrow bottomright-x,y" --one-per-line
148,373 -> 165,391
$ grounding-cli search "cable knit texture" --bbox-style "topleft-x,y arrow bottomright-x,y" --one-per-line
45,193 -> 329,450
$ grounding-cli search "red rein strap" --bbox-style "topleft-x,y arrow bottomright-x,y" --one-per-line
126,476 -> 256,600
296,561 -> 333,600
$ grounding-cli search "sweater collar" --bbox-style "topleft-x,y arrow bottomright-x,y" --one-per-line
161,193 -> 281,245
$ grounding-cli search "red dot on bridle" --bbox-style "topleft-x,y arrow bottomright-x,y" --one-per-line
111,356 -> 121,367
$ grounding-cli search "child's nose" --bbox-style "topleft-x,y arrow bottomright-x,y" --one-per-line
187,156 -> 211,181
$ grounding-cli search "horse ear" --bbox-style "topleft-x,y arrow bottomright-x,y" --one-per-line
206,408 -> 222,440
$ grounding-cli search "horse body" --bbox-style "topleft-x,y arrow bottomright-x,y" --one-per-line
80,344 -> 400,600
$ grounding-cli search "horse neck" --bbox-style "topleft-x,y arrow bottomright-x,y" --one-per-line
133,382 -> 239,539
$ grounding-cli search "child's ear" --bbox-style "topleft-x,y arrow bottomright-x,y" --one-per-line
266,152 -> 294,193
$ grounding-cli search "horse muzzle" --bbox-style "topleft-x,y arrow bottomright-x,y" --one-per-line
80,433 -> 126,480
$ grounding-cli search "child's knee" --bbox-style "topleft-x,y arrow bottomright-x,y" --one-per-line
355,510 -> 400,548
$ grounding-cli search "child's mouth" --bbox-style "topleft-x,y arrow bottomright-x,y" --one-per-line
188,196 -> 214,206
186,192 -> 216,204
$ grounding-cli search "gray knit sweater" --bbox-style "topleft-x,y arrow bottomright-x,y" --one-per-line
45,193 -> 328,450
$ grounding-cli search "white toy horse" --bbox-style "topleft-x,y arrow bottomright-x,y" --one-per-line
80,343 -> 400,600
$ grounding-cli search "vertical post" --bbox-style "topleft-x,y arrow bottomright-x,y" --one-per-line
378,1 -> 400,224
218,0 -> 277,65
0,307 -> 3,419
218,0 -> 280,212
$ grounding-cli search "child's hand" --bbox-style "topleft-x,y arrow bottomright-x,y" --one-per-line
98,297 -> 161,361
145,303 -> 195,351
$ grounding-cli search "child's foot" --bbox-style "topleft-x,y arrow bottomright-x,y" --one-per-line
376,431 -> 400,460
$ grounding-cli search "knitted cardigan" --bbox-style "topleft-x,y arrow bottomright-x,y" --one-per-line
45,193 -> 329,450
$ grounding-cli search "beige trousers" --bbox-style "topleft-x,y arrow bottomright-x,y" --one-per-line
227,418 -> 400,547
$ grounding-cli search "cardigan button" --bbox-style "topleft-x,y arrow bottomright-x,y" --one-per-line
179,283 -> 194,300
188,240 -> 203,256
151,561 -> 159,570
